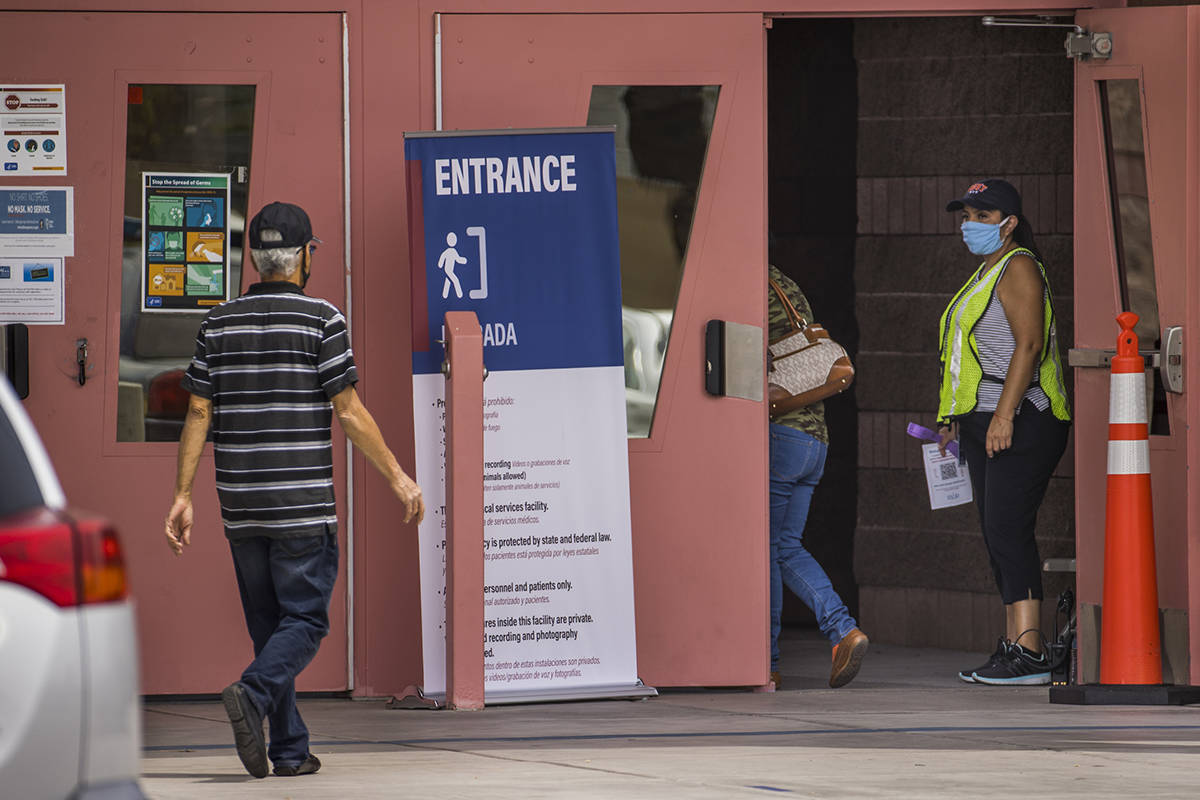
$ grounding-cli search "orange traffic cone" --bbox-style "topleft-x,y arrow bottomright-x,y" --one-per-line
1099,311 -> 1161,685
1050,313 -> 1200,705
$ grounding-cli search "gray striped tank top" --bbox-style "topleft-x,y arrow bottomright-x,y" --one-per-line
975,290 -> 1050,414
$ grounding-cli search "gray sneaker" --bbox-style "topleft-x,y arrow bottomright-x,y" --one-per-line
958,638 -> 1011,683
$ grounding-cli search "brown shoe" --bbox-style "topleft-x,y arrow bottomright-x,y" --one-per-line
770,670 -> 782,689
829,628 -> 869,688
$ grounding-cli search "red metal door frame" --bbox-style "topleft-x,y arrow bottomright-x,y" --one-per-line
1074,5 -> 1197,684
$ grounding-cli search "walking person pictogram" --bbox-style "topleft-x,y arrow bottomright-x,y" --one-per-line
438,232 -> 467,299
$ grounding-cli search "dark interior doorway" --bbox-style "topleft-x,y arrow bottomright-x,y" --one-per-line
767,16 -> 1076,651
767,18 -> 860,630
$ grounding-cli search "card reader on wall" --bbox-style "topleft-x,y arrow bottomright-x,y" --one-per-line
704,320 -> 763,402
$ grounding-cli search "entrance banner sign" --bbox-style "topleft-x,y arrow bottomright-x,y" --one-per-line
0,257 -> 64,324
0,85 -> 66,175
0,186 -> 74,257
405,128 -> 640,702
141,172 -> 231,313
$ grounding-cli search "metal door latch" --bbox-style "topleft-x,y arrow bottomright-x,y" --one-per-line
76,338 -> 88,386
1067,348 -> 1157,369
1068,325 -> 1183,394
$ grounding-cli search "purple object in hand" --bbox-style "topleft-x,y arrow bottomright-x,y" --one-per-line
907,422 -> 959,458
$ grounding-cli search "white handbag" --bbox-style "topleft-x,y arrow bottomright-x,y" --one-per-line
767,279 -> 854,417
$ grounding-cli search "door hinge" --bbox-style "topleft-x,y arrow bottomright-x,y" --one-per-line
1065,30 -> 1112,61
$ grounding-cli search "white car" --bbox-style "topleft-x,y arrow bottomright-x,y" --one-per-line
0,376 -> 145,799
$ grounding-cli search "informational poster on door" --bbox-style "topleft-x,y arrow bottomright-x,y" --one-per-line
0,85 -> 66,175
405,128 -> 642,702
141,172 -> 231,312
0,257 -> 64,324
0,186 -> 74,257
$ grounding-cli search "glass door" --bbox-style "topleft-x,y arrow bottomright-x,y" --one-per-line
440,12 -> 768,686
0,11 -> 349,694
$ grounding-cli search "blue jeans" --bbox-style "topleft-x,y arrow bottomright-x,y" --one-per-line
769,424 -> 857,669
229,530 -> 338,766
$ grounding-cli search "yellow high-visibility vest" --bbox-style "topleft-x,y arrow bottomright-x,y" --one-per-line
937,247 -> 1071,425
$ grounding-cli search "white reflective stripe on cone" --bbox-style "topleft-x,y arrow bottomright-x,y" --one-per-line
1108,439 -> 1151,476
1108,372 -> 1147,424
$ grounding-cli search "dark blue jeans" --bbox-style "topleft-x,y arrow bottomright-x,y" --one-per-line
228,530 -> 338,767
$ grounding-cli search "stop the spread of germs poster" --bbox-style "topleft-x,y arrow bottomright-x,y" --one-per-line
141,172 -> 231,312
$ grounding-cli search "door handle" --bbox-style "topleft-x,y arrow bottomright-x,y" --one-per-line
1067,348 -> 1159,369
1162,326 -> 1184,393
1067,325 -> 1183,393
76,338 -> 88,386
704,320 -> 763,402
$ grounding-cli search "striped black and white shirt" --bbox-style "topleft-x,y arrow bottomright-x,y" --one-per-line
181,281 -> 358,540
975,290 -> 1051,415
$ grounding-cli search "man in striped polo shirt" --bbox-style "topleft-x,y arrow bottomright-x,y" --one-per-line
164,202 -> 424,779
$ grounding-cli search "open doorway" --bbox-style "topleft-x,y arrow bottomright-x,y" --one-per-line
767,16 -> 1076,652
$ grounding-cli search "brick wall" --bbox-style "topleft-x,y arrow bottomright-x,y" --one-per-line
852,17 -> 1076,653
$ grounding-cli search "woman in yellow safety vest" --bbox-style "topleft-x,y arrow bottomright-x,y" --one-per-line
936,179 -> 1071,686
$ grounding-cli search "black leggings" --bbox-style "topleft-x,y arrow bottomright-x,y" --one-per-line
958,400 -> 1069,604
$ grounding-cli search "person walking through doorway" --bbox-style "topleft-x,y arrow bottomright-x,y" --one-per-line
164,202 -> 425,778
767,264 -> 868,689
936,179 -> 1071,685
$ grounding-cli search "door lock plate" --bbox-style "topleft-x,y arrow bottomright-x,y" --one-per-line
1162,326 -> 1184,394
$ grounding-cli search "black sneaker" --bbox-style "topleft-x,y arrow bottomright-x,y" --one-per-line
274,753 -> 321,777
972,642 -> 1051,685
221,682 -> 269,778
958,638 -> 1010,683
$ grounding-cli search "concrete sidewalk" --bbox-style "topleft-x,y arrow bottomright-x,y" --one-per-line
141,633 -> 1200,799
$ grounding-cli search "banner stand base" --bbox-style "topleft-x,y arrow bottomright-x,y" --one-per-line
387,684 -> 444,710
389,682 -> 658,709
1049,684 -> 1200,706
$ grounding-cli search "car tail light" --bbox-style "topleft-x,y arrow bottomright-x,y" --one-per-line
147,369 -> 189,418
0,508 -> 129,606
0,507 -> 77,606
75,516 -> 129,604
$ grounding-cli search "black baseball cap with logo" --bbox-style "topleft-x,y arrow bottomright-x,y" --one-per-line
945,179 -> 1023,217
247,201 -> 322,249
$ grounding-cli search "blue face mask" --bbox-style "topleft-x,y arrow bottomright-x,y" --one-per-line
961,217 -> 1012,256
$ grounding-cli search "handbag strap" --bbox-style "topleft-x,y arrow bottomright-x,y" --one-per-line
768,278 -> 808,333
